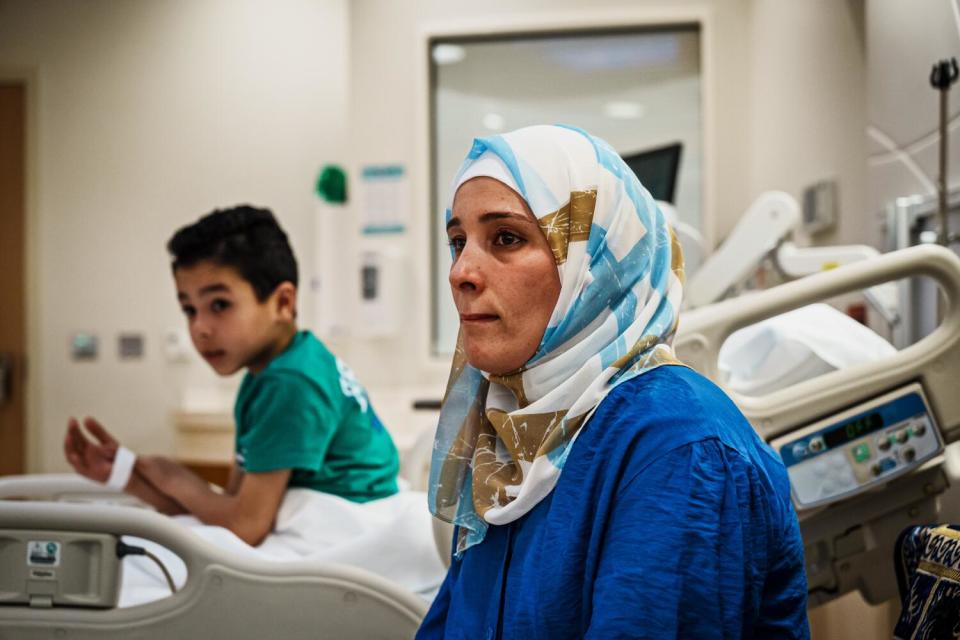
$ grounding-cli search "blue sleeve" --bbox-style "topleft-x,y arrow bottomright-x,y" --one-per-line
239,371 -> 340,473
586,439 -> 809,640
416,543 -> 461,639
756,507 -> 809,638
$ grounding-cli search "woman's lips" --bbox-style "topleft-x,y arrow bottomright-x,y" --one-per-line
202,349 -> 226,361
460,313 -> 498,323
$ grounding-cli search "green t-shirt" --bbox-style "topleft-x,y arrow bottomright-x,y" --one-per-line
233,330 -> 399,502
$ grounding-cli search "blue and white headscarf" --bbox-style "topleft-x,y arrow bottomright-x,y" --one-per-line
429,125 -> 685,555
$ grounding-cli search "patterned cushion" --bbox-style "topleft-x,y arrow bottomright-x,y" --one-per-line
894,524 -> 960,639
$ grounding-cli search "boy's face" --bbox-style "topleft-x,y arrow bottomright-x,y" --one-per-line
174,261 -> 296,375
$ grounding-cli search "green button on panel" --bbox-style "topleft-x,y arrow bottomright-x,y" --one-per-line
852,443 -> 871,463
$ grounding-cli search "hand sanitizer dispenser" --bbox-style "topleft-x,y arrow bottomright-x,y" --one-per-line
358,248 -> 406,337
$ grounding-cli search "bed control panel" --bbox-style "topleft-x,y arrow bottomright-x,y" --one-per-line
770,383 -> 944,511
0,530 -> 120,608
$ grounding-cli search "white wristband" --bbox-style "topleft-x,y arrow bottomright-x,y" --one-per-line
106,446 -> 136,491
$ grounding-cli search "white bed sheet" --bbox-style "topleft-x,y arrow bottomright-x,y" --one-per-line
719,303 -> 897,395
119,488 -> 447,607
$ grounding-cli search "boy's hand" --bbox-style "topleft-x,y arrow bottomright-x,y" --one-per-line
63,417 -> 121,483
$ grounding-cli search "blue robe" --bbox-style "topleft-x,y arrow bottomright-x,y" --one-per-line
417,365 -> 809,639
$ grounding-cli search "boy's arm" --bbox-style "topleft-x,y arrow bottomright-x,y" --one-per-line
125,469 -> 189,515
224,463 -> 245,496
64,418 -> 186,515
136,455 -> 290,546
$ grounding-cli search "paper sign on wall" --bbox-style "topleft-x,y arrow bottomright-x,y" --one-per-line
360,165 -> 408,235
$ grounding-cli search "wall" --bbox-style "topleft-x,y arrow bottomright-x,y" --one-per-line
0,0 -> 874,472
748,0 -> 868,247
342,0 -> 869,396
866,0 -> 960,234
342,0 -> 751,399
0,0 -> 349,471
431,31 -> 704,354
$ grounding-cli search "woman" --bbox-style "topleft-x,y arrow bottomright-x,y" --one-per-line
419,125 -> 808,639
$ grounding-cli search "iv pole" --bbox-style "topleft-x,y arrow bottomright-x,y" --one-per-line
930,57 -> 958,246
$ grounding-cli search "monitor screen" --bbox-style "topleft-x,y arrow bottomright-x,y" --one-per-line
621,143 -> 683,204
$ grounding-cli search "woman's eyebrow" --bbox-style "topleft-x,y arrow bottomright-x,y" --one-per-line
478,211 -> 531,224
446,211 -> 532,231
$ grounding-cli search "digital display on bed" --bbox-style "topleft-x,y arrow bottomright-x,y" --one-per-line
771,384 -> 944,511
822,412 -> 884,449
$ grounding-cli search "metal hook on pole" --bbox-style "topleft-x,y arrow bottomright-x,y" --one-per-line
930,57 -> 958,246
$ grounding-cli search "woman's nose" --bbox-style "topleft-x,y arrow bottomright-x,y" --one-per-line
449,245 -> 485,293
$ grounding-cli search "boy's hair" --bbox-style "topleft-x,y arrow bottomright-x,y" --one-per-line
167,205 -> 298,301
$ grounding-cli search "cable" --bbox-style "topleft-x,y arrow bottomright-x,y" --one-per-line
116,539 -> 178,594
143,549 -> 177,594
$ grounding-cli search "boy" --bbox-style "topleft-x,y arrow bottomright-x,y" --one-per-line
64,205 -> 399,546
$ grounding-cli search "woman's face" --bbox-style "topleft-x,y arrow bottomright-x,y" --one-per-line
447,176 -> 561,374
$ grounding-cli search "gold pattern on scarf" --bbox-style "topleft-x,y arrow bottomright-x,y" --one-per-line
433,373 -> 489,513
538,189 -> 597,264
669,226 -> 686,285
610,337 -> 685,378
442,332 -> 469,405
535,411 -> 587,459
610,335 -> 660,371
471,430 -> 520,516
471,408 -> 587,519
485,409 -> 562,462
638,346 -> 684,369
487,372 -> 529,408
665,226 -> 685,341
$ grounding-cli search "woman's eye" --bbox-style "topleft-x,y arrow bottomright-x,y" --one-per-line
211,299 -> 231,313
181,305 -> 196,319
448,236 -> 466,253
495,230 -> 523,246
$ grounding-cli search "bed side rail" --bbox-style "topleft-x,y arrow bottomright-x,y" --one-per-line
676,244 -> 960,443
0,473 -> 127,500
0,501 -> 427,639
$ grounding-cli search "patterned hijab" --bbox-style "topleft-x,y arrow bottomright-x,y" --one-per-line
429,125 -> 685,555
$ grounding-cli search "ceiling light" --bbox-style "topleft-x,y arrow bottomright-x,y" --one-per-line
432,44 -> 466,65
603,101 -> 645,119
482,113 -> 505,131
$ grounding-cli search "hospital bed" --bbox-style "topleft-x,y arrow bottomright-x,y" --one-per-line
0,477 -> 430,639
675,242 -> 960,607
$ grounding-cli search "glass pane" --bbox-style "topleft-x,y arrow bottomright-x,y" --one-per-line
430,27 -> 702,355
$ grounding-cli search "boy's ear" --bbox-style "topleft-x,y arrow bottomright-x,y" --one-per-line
273,282 -> 298,321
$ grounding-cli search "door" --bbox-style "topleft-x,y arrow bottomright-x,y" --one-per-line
0,82 -> 26,475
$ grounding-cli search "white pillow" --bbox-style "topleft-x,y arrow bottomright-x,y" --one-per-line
719,303 -> 896,396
